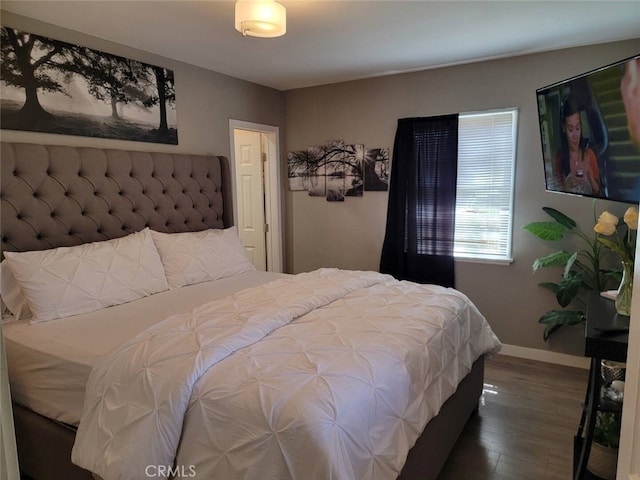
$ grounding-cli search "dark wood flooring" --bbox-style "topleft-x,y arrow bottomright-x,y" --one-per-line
438,354 -> 589,480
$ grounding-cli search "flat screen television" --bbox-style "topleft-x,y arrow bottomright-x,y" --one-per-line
536,54 -> 640,205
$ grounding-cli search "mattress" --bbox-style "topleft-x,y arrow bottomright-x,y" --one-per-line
3,270 -> 286,426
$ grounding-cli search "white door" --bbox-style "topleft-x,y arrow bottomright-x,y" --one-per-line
234,129 -> 267,270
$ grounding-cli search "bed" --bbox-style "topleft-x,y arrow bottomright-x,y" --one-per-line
0,141 -> 501,480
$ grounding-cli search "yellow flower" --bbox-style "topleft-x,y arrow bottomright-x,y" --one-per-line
594,207 -> 636,266
599,211 -> 619,226
594,222 -> 617,236
594,211 -> 619,236
624,207 -> 638,230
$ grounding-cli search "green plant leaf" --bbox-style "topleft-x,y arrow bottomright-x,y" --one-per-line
543,324 -> 561,341
597,237 -> 629,261
538,309 -> 584,325
532,251 -> 573,271
523,221 -> 566,241
556,271 -> 582,307
539,309 -> 584,340
543,207 -> 577,229
563,251 -> 578,278
538,282 -> 559,294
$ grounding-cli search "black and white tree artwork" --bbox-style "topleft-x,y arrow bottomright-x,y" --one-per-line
307,145 -> 326,197
287,150 -> 309,191
364,148 -> 390,191
0,27 -> 178,144
324,140 -> 346,202
344,144 -> 364,197
288,140 -> 387,200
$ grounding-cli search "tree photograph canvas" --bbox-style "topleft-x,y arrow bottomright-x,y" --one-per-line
343,143 -> 364,197
287,150 -> 309,191
0,27 -> 178,144
324,140 -> 346,202
307,145 -> 327,197
364,147 -> 390,191
288,140 -> 385,201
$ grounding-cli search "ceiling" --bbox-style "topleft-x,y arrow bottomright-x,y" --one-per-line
2,1 -> 640,91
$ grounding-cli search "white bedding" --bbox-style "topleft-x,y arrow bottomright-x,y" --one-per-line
70,268 -> 501,480
3,270 -> 286,425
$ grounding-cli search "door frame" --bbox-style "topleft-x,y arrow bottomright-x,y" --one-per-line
229,119 -> 283,273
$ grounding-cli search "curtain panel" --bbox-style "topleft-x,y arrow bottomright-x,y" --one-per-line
380,114 -> 459,287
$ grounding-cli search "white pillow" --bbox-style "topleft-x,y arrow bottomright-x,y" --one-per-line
150,227 -> 255,289
4,229 -> 169,324
0,259 -> 31,322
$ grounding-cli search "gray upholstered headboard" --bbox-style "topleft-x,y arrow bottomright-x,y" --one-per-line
0,142 -> 233,255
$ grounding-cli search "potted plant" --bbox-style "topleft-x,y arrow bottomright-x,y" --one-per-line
588,411 -> 621,480
522,204 -> 617,340
524,204 -> 638,339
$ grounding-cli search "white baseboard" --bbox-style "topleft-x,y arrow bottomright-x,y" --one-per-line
498,344 -> 590,369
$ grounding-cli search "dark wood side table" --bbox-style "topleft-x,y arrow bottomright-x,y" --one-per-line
574,292 -> 629,480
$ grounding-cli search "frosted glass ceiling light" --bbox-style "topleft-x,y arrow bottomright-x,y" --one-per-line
235,0 -> 286,38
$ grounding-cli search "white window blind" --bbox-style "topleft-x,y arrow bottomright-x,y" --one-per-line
455,109 -> 517,261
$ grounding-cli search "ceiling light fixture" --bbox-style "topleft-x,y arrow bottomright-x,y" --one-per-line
235,0 -> 286,38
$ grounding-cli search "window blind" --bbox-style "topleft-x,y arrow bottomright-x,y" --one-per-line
455,109 -> 517,261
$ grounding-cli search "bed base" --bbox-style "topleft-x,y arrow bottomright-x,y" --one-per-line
13,357 -> 484,480
399,355 -> 484,479
13,403 -> 92,480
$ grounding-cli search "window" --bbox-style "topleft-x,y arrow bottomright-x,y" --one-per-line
454,109 -> 517,262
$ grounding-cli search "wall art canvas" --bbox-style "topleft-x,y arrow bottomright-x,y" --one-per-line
364,148 -> 390,191
307,145 -> 326,197
0,27 -> 178,144
324,140 -> 346,202
288,139 -> 387,201
344,143 -> 364,197
287,150 -> 309,191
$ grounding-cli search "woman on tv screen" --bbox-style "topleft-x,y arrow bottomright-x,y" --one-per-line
554,95 -> 601,196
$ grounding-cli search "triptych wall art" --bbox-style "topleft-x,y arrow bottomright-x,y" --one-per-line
288,140 -> 389,202
0,26 -> 178,144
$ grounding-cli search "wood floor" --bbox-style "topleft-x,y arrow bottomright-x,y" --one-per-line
438,354 -> 589,480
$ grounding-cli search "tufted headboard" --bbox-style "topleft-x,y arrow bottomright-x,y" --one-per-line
0,142 -> 233,255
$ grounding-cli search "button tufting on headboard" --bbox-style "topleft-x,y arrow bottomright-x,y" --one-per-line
1,142 -> 233,256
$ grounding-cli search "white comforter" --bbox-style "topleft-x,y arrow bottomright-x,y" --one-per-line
72,269 -> 501,480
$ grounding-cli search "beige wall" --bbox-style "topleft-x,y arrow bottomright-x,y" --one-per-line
0,11 -> 285,161
284,39 -> 640,355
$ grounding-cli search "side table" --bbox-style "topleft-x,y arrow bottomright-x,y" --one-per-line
573,292 -> 629,480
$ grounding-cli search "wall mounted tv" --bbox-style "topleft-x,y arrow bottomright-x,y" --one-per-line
536,55 -> 640,205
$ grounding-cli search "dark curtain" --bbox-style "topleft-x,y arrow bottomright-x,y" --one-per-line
380,114 -> 459,287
